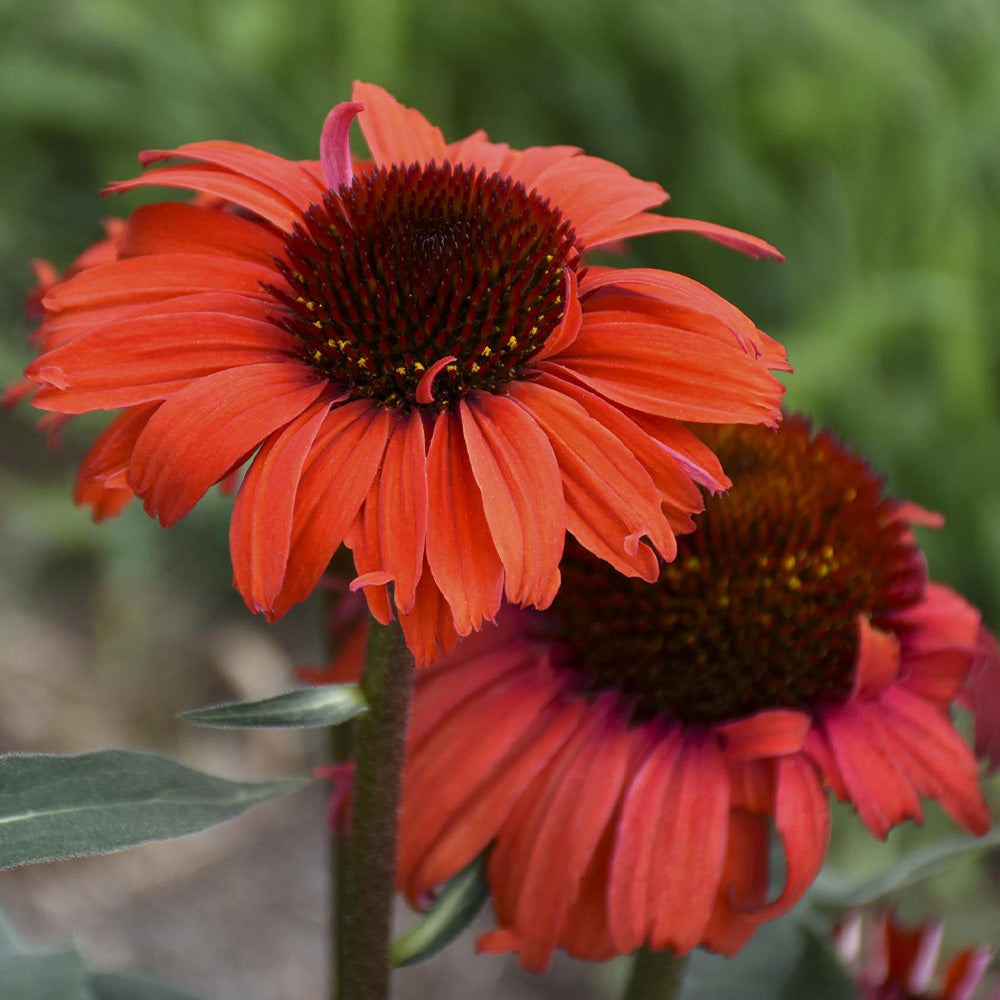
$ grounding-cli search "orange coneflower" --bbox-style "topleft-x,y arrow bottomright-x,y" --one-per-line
22,83 -> 787,662
834,911 -> 997,1000
375,416 -> 992,969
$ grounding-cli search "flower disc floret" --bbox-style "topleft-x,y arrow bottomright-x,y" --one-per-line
269,161 -> 578,409
547,417 -> 929,724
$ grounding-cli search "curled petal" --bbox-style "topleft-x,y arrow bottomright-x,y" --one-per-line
320,101 -> 364,191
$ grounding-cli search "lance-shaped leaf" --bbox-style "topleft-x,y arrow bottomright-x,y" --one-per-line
181,685 -> 368,729
0,749 -> 307,870
811,823 -> 1000,910
392,854 -> 491,967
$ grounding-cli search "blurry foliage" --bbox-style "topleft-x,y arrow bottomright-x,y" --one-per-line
0,0 -> 999,988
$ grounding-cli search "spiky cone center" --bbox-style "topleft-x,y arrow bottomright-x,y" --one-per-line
545,419 -> 929,726
268,161 -> 579,410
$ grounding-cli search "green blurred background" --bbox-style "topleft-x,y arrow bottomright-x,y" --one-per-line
1,0 -> 998,997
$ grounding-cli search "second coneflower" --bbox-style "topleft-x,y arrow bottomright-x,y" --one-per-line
22,82 -> 787,662
366,416 -> 992,969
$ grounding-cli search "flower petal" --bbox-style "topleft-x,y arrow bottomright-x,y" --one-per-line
230,395 -> 334,614
129,362 -> 326,526
425,409 -> 505,636
269,400 -> 392,619
351,81 -> 447,166
509,379 -> 673,577
138,139 -> 327,210
320,101 -> 364,190
717,709 -> 811,761
117,202 -> 285,264
398,562 -> 461,668
553,314 -> 784,424
29,311 -> 296,413
647,736 -> 730,953
584,211 -> 785,261
734,754 -> 829,920
607,728 -> 682,953
460,394 -> 565,608
852,617 -> 902,699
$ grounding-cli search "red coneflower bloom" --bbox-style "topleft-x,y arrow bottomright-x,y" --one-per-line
834,911 -> 997,1000
370,416 -> 991,969
22,82 -> 788,662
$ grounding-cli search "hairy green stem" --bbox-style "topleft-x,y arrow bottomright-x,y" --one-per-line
624,948 -> 689,1000
337,616 -> 413,1000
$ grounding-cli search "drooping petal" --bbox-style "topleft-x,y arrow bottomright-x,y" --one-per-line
852,617 -> 902,699
717,709 -> 811,761
229,395 -> 335,614
129,362 -> 327,526
584,211 -> 785,261
117,202 -> 285,263
510,379 -> 674,577
551,313 -> 784,424
647,736 -> 730,953
460,394 -> 565,608
512,704 -> 633,971
425,410 -> 505,636
877,686 -> 990,835
138,140 -> 327,210
42,254 -> 275,314
269,400 -> 392,619
607,728 -> 682,953
398,562 -> 461,668
821,704 -> 924,838
320,101 -> 364,190
734,754 -> 829,920
378,411 -> 429,614
29,312 -> 297,413
105,164 -> 308,231
526,155 -> 668,245
351,81 -> 447,166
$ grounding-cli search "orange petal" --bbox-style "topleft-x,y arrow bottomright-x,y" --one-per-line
269,400 -> 392,618
425,409 -> 505,635
852,616 -> 902,699
460,394 -> 565,608
129,362 -> 326,526
230,396 -> 333,614
647,736 -> 730,954
351,81 -> 447,166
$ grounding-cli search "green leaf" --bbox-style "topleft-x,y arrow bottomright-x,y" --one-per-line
0,749 -> 308,870
682,913 -> 854,1000
85,971 -> 206,1000
181,685 -> 368,729
812,824 -> 1000,910
391,854 -> 490,967
0,948 -> 88,1000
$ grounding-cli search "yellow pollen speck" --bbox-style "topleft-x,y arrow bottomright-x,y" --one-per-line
296,296 -> 306,304
337,340 -> 349,350
815,564 -> 830,579
843,488 -> 857,502
788,575 -> 802,590
718,594 -> 731,608
554,296 -> 563,304
292,271 -> 304,282
446,364 -> 458,373
821,546 -> 834,559
758,555 -> 770,568
470,362 -> 481,373
312,320 -> 323,329
507,336 -> 518,349
530,326 -> 539,336
306,301 -> 316,311
357,358 -> 368,369
312,349 -> 322,361
395,366 -> 407,375
782,555 -> 796,571
481,346 -> 492,357
685,556 -> 701,572
414,362 -> 426,372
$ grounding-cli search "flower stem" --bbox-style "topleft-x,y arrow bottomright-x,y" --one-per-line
624,948 -> 689,1000
337,616 -> 413,1000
